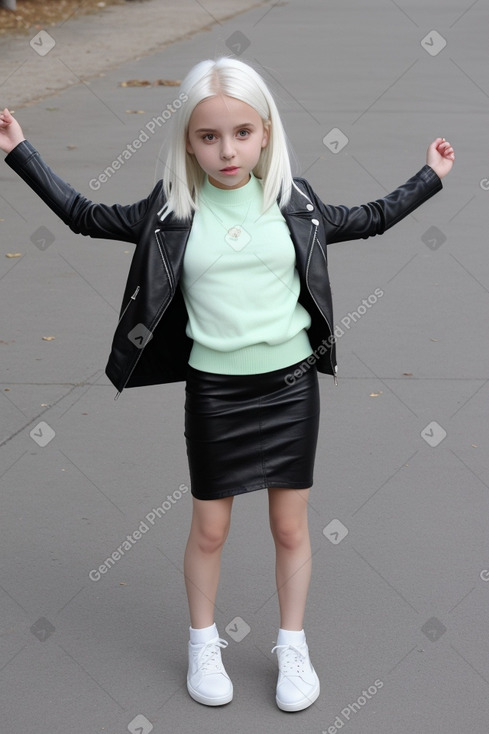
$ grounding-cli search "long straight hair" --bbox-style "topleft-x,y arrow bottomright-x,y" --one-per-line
158,57 -> 295,222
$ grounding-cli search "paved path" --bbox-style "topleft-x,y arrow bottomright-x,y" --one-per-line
0,0 -> 267,107
1,1 -> 489,732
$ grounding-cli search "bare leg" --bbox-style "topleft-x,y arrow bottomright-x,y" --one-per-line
184,495 -> 234,629
268,488 -> 312,630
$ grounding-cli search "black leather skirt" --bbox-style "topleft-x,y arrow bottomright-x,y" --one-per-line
184,360 -> 320,500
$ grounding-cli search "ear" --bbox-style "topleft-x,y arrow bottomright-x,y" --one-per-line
186,134 -> 194,155
261,120 -> 271,149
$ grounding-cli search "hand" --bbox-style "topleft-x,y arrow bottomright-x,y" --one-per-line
0,108 -> 26,155
426,137 -> 455,179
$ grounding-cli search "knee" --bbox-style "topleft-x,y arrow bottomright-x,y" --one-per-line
194,520 -> 230,554
270,517 -> 307,551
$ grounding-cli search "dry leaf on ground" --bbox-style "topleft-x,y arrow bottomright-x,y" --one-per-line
120,80 -> 152,87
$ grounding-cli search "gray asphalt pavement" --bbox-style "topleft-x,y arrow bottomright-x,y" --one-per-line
1,1 -> 489,732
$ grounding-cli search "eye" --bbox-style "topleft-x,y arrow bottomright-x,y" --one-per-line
237,129 -> 250,138
202,133 -> 216,142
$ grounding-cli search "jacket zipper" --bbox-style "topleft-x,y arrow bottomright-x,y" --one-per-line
155,228 -> 175,291
115,231 -> 174,399
114,285 -> 141,399
117,285 -> 140,326
306,225 -> 338,385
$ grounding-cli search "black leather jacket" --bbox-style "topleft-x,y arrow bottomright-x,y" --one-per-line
5,140 -> 442,394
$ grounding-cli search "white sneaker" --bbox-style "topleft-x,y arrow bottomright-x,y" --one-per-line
272,641 -> 320,712
187,636 -> 233,706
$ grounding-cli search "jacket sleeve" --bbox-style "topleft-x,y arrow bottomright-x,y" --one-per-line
307,165 -> 443,245
4,140 -> 158,243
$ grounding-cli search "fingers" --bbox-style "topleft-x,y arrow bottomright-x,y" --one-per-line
0,107 -> 13,126
433,137 -> 455,160
438,138 -> 455,160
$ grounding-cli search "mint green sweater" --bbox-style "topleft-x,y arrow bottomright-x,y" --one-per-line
180,173 -> 312,374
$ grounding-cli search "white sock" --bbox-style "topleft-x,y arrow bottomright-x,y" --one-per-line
189,623 -> 218,645
276,628 -> 306,646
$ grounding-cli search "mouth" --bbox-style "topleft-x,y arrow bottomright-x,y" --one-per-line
220,166 -> 239,173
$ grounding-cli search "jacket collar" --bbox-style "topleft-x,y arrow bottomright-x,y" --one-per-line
284,178 -> 315,215
154,177 -> 319,280
157,177 -> 315,228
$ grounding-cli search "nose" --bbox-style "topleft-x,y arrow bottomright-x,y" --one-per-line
220,136 -> 235,160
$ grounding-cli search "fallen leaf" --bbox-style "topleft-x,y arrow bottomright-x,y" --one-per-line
154,79 -> 181,86
42,336 -> 56,341
369,391 -> 383,397
66,145 -> 77,150
430,338 -> 440,342
472,444 -> 478,448
119,582 -> 128,586
125,109 -> 145,114
403,372 -> 413,377
6,253 -> 22,258
120,79 -> 152,87
120,79 -> 181,87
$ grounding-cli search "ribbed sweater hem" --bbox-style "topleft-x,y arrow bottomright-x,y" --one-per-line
187,330 -> 313,375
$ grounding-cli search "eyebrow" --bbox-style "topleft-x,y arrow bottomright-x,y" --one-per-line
193,123 -> 257,133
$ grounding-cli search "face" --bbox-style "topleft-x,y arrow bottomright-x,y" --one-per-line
186,94 -> 270,190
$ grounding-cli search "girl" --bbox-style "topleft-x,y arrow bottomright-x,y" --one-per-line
0,57 -> 454,712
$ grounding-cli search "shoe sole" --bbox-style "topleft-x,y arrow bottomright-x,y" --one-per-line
276,681 -> 320,712
187,681 -> 233,706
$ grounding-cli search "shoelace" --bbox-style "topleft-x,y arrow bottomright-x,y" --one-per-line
196,637 -> 229,673
271,643 -> 308,674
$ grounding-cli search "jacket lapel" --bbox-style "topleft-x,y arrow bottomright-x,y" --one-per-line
152,181 -> 318,286
282,181 -> 318,279
154,212 -> 193,288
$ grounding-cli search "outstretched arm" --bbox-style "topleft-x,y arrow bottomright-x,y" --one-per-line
2,109 -> 161,244
0,108 -> 25,154
305,137 -> 455,245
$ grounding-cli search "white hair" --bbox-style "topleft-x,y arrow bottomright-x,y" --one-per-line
158,57 -> 294,222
